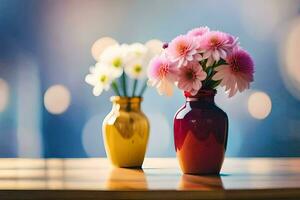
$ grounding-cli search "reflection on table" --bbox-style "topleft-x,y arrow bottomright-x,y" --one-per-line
0,158 -> 299,192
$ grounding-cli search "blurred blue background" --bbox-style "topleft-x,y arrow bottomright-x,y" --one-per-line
1,0 -> 300,158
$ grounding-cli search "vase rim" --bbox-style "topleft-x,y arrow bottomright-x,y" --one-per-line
184,89 -> 217,98
110,96 -> 143,104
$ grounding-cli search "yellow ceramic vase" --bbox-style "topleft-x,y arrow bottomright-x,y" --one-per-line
102,96 -> 149,168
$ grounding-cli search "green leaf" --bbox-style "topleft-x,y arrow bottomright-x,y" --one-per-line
111,81 -> 121,96
132,79 -> 138,97
120,72 -> 127,97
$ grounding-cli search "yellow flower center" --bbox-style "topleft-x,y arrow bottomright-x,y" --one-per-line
112,57 -> 122,68
99,75 -> 108,84
135,51 -> 142,56
133,64 -> 142,74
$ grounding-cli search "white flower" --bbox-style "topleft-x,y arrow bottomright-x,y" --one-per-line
145,39 -> 164,58
124,60 -> 147,79
126,43 -> 148,61
85,63 -> 113,96
99,44 -> 126,78
124,43 -> 149,79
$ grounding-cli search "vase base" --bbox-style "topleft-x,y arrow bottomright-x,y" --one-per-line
110,160 -> 144,169
180,166 -> 222,175
113,165 -> 142,169
183,171 -> 221,175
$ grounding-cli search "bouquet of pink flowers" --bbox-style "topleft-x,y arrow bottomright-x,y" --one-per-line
147,27 -> 254,97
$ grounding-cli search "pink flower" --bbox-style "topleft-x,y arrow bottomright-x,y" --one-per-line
227,34 -> 239,50
200,31 -> 238,65
148,55 -> 178,96
212,49 -> 254,97
177,62 -> 207,95
166,35 -> 200,67
187,26 -> 210,37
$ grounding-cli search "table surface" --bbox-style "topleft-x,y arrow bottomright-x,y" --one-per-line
0,158 -> 299,200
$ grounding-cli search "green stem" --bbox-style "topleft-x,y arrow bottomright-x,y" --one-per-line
203,66 -> 213,88
111,81 -> 121,96
120,72 -> 127,97
202,58 -> 228,89
210,80 -> 221,89
138,79 -> 148,97
203,60 -> 222,89
200,59 -> 208,69
132,79 -> 138,97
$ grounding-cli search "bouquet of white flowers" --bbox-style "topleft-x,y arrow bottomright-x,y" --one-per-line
85,38 -> 162,97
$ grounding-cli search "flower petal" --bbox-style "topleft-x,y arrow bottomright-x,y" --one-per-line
93,85 -> 103,96
85,74 -> 97,86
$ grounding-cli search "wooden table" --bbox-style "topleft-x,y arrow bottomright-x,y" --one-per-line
0,158 -> 299,199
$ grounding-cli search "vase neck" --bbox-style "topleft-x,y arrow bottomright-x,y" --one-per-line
184,89 -> 216,104
111,96 -> 142,111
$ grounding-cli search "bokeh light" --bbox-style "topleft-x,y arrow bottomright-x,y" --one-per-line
248,91 -> 272,120
280,17 -> 300,100
91,37 -> 118,61
44,85 -> 71,115
145,39 -> 163,56
0,79 -> 9,112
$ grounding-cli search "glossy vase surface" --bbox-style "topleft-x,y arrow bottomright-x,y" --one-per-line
102,96 -> 149,168
174,90 -> 228,175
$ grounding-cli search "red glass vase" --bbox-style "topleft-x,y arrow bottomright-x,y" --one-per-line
174,89 -> 228,175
